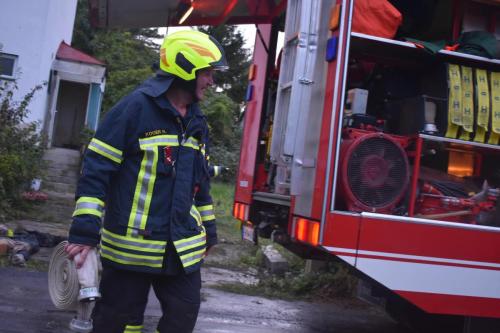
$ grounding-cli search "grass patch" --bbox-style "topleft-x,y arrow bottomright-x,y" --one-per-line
210,181 -> 242,243
214,261 -> 357,302
0,254 -> 48,271
209,181 -> 358,301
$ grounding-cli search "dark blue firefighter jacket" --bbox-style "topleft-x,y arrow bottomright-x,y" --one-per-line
68,74 -> 217,275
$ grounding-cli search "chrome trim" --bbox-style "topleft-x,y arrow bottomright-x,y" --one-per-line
362,212 -> 500,233
351,32 -> 417,49
330,0 -> 354,213
420,133 -> 500,151
253,191 -> 291,206
320,0 -> 354,242
332,210 -> 360,217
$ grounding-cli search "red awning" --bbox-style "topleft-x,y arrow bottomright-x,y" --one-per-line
56,41 -> 105,66
88,0 -> 286,28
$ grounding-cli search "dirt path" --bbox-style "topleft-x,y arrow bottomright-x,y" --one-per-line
0,221 -> 408,332
0,263 -> 407,333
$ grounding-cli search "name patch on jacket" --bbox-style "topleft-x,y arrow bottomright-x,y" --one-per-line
143,129 -> 167,137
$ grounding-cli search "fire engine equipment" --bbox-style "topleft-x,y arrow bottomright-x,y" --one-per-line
49,241 -> 101,333
339,128 -> 410,213
384,95 -> 447,136
416,182 -> 499,224
352,0 -> 402,39
474,68 -> 490,143
445,64 -> 463,139
346,88 -> 368,115
490,72 -> 500,145
458,66 -> 474,141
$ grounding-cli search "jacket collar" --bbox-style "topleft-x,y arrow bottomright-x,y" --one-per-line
138,72 -> 204,118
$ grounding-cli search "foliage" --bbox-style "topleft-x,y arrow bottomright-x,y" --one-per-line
0,80 -> 46,221
79,126 -> 95,147
209,181 -> 240,242
198,25 -> 251,104
215,261 -> 357,301
72,1 -> 247,183
72,0 -> 159,115
102,67 -> 153,114
200,89 -> 241,181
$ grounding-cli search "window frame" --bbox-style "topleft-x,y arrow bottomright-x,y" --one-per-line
0,53 -> 18,80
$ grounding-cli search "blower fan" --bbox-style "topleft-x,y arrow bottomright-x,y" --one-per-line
338,128 -> 410,213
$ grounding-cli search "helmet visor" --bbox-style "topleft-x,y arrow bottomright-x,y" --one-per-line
208,35 -> 229,71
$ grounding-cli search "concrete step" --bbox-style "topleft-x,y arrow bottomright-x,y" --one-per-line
43,148 -> 81,167
262,245 -> 289,274
44,166 -> 80,178
43,174 -> 78,186
42,181 -> 76,194
44,190 -> 75,202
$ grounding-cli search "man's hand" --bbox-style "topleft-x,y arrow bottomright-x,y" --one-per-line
204,245 -> 214,258
64,243 -> 92,269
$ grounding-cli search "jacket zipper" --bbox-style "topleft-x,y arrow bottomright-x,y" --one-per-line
173,116 -> 194,178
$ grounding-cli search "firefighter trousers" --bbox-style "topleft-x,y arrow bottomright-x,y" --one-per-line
91,263 -> 201,333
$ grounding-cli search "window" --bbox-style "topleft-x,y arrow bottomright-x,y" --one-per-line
0,53 -> 18,80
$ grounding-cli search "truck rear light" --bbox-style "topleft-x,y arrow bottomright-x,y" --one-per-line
248,64 -> 256,81
233,202 -> 249,221
294,217 -> 320,246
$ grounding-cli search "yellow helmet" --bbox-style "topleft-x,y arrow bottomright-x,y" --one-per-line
159,30 -> 228,81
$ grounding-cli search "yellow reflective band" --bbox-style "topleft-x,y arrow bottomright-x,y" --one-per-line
180,249 -> 205,268
197,205 -> 213,212
73,208 -> 103,218
88,138 -> 123,164
102,229 -> 166,253
73,197 -> 105,218
139,135 -> 179,149
7,229 -> 14,237
201,214 -> 216,222
176,235 -> 206,253
101,244 -> 163,268
127,147 -> 158,237
173,233 -> 206,253
77,197 -> 105,205
182,136 -> 200,150
197,205 -> 215,222
214,166 -> 221,177
124,324 -> 143,333
190,206 -> 202,226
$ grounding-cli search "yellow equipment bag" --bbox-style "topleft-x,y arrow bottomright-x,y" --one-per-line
488,72 -> 500,145
474,69 -> 490,143
459,66 -> 474,141
445,64 -> 462,139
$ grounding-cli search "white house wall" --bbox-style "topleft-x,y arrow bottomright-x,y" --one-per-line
0,0 -> 77,125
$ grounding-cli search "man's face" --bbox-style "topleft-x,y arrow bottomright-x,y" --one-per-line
195,68 -> 214,101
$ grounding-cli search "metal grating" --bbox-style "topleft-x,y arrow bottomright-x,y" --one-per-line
347,137 -> 408,208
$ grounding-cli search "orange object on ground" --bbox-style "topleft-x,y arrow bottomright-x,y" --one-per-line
352,0 -> 402,39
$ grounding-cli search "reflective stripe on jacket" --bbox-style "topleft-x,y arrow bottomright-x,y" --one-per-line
68,74 -> 217,274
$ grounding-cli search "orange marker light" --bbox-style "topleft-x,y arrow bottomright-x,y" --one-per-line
295,217 -> 320,246
248,64 -> 257,81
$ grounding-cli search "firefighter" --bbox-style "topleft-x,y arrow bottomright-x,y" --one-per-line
64,30 -> 227,333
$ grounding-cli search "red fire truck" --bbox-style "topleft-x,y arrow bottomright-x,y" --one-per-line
229,0 -> 500,331
90,0 -> 500,330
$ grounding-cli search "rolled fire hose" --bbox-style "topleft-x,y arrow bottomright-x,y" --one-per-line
48,241 -> 101,333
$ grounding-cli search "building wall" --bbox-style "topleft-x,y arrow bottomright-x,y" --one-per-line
0,0 -> 77,124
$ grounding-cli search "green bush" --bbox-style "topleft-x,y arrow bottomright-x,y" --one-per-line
0,80 -> 46,221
